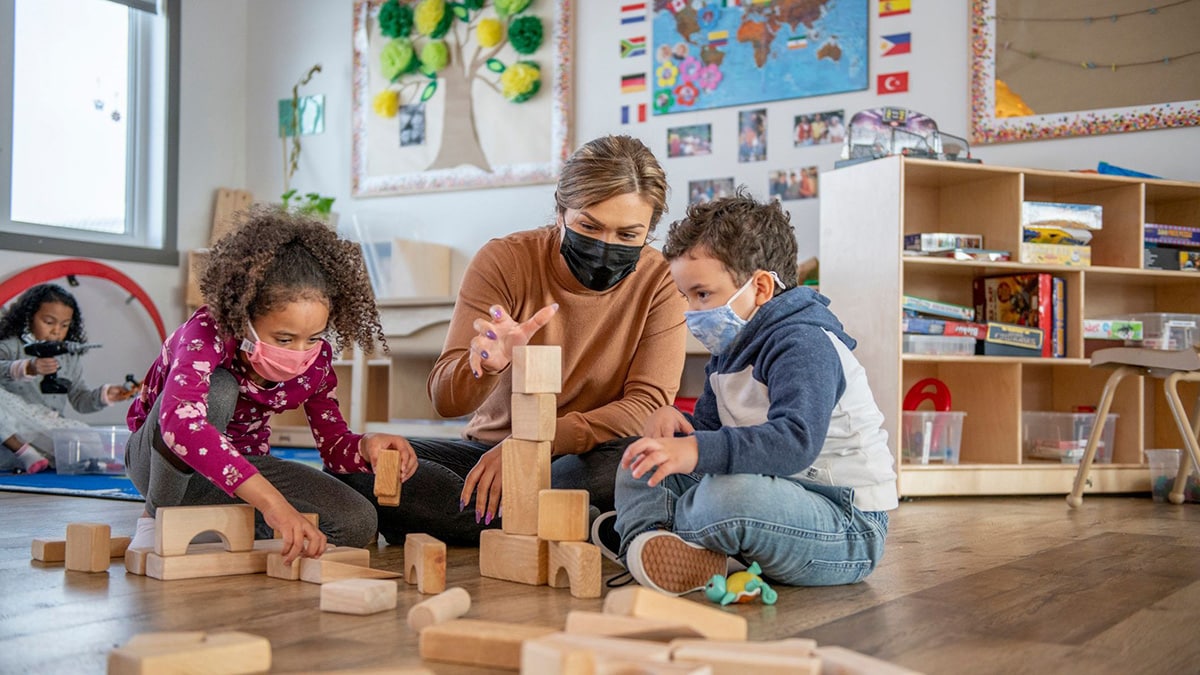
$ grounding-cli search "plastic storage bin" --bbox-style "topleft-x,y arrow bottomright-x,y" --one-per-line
1145,449 -> 1200,503
1022,412 -> 1117,464
902,335 -> 976,356
901,411 -> 966,464
1123,313 -> 1200,350
52,426 -> 130,475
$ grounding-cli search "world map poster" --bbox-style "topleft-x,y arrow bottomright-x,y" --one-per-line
652,0 -> 868,115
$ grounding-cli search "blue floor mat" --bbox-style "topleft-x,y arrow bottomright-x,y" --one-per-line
0,448 -> 323,502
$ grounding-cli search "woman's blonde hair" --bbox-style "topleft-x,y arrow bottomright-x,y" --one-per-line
554,135 -> 668,232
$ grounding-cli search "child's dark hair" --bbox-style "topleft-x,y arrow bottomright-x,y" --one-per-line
0,283 -> 86,342
662,187 -> 799,291
201,207 -> 386,353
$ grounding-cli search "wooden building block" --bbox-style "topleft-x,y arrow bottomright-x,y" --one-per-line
511,345 -> 562,394
66,523 -> 111,572
603,588 -> 747,641
320,578 -> 398,615
125,547 -> 152,576
107,630 -> 269,675
479,529 -> 547,586
511,393 -> 556,441
155,504 -> 255,557
34,536 -> 131,563
373,449 -> 401,506
403,533 -> 446,594
266,546 -> 370,580
419,619 -> 556,670
501,439 -> 551,535
812,646 -> 924,675
299,558 -> 401,584
564,611 -> 702,642
273,512 -> 318,539
547,541 -> 601,599
538,489 -> 590,542
671,640 -> 820,675
145,540 -> 285,581
407,587 -> 472,631
521,632 -> 672,674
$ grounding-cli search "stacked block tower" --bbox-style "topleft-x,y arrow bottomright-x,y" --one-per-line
479,345 -> 602,598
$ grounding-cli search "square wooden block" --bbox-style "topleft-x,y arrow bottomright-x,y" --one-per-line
537,489 -> 590,542
512,345 -> 562,394
66,523 -> 112,573
511,393 -> 557,441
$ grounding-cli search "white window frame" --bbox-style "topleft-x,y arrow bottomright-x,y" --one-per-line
0,0 -> 179,265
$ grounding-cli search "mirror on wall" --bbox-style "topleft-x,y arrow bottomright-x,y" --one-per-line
970,0 -> 1200,144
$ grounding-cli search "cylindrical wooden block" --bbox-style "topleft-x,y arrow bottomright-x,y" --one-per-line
407,587 -> 472,632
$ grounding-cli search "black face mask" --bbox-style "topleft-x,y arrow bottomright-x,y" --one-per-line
559,226 -> 643,291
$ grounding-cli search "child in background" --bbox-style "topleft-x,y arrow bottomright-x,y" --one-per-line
125,209 -> 416,563
0,284 -> 138,473
611,189 -> 897,595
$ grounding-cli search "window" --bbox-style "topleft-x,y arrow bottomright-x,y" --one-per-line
0,0 -> 179,265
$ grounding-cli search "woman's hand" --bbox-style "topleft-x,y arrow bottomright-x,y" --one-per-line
461,444 -> 504,525
642,406 -> 694,439
359,433 -> 418,482
620,436 -> 699,488
468,303 -> 559,378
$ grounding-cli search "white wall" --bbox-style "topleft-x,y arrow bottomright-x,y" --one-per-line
3,0 -> 1199,423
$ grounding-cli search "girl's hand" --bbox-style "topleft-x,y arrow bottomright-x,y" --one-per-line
642,406 -> 695,439
620,436 -> 699,488
468,304 -> 558,379
104,384 -> 139,404
360,433 -> 418,481
28,357 -> 59,376
260,499 -> 327,564
460,444 -> 504,526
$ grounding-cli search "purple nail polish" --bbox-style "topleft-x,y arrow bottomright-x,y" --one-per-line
486,330 -> 497,340
484,513 -> 493,525
481,351 -> 489,360
475,511 -> 482,524
473,370 -> 480,379
493,309 -> 503,319
459,499 -> 466,512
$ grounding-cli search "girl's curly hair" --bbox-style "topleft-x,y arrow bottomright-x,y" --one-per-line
200,207 -> 386,354
0,283 -> 86,342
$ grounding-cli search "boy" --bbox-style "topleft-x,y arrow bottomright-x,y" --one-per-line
609,189 -> 897,595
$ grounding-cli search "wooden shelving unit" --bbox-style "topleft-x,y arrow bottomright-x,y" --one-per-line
820,156 -> 1200,497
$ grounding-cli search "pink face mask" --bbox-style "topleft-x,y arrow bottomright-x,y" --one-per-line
240,323 -> 323,382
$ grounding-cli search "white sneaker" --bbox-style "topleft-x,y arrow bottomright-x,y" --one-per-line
625,530 -> 727,597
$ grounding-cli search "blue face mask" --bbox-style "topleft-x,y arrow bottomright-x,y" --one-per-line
684,272 -> 786,355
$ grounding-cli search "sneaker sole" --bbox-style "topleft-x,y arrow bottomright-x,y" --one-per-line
633,535 -> 727,595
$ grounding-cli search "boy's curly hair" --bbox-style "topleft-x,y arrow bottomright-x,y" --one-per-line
0,283 -> 87,342
201,207 -> 386,354
662,187 -> 799,292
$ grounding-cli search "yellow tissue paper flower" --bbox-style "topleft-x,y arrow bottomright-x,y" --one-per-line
414,0 -> 445,36
500,61 -> 540,102
477,18 -> 503,47
372,90 -> 400,118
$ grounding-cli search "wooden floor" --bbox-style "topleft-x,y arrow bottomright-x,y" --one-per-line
2,491 -> 1198,674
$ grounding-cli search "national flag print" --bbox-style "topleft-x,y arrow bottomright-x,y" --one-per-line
879,0 -> 911,17
708,30 -> 729,49
621,36 -> 647,58
621,73 -> 647,94
621,103 -> 648,125
621,2 -> 646,24
787,35 -> 808,49
881,32 -> 911,56
878,71 -> 909,94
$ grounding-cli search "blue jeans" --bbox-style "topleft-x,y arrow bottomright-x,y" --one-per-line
613,468 -> 890,586
334,436 -> 628,546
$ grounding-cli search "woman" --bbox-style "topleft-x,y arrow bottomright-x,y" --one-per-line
339,135 -> 687,545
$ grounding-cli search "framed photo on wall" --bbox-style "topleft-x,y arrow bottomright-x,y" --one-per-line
351,0 -> 572,196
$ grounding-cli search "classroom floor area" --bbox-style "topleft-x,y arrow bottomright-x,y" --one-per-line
2,491 -> 1198,673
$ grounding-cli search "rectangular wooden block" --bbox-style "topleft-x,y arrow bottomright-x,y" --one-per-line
501,439 -> 551,535
671,640 -> 820,675
537,489 -> 590,542
511,345 -> 562,394
603,587 -> 747,641
813,645 -> 924,675
145,540 -> 284,581
511,393 -> 556,441
125,547 -> 152,576
266,546 -> 370,580
320,578 -> 398,615
419,619 -> 555,670
404,533 -> 447,594
374,449 -> 401,506
107,630 -> 270,675
273,512 -> 318,539
479,529 -> 547,586
564,611 -> 703,642
523,632 -> 673,668
299,558 -> 401,584
547,541 -> 601,599
66,523 -> 111,572
155,504 -> 255,557
34,536 -> 131,563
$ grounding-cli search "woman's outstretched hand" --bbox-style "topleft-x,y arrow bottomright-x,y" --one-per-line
468,303 -> 558,378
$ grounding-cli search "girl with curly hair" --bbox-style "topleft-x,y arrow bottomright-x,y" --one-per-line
0,284 -> 136,473
125,209 -> 415,563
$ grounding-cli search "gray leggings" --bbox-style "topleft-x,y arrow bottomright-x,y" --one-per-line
124,369 -> 377,547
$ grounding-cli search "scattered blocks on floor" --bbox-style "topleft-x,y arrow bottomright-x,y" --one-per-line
33,535 -> 130,563
418,618 -> 556,670
320,578 -> 398,615
563,610 -> 703,642
603,587 -> 748,641
65,523 -> 111,573
266,546 -> 370,581
299,558 -> 401,584
404,533 -> 447,594
407,587 -> 472,632
107,631 -> 270,675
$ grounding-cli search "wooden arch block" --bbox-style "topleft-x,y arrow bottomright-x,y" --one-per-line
154,505 -> 255,557
404,533 -> 447,594
547,541 -> 601,599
